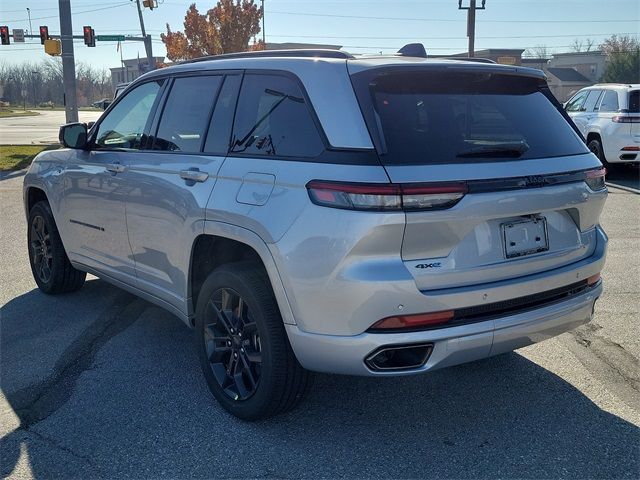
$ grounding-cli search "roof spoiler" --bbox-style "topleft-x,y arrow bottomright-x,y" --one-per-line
398,43 -> 427,58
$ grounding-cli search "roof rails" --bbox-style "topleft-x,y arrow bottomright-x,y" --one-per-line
450,57 -> 496,64
179,49 -> 354,65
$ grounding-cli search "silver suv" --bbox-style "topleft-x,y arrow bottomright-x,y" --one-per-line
24,48 -> 608,419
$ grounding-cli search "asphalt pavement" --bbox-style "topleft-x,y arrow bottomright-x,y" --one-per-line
1,166 -> 639,479
0,111 -> 102,145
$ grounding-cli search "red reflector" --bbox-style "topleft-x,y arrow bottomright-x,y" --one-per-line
587,273 -> 601,286
370,310 -> 455,330
621,146 -> 640,151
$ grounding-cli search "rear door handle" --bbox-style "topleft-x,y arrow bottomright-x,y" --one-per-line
106,162 -> 126,174
179,168 -> 209,184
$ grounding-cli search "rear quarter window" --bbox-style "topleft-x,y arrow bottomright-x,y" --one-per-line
353,70 -> 588,165
230,73 -> 325,158
628,91 -> 639,113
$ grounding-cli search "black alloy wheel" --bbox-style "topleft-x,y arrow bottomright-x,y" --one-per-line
30,214 -> 53,284
195,262 -> 311,420
204,287 -> 262,400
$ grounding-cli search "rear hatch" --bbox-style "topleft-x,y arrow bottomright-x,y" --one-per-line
349,62 -> 605,291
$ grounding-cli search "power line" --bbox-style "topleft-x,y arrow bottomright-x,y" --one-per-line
268,10 -> 639,23
0,2 -> 132,23
265,32 -> 636,40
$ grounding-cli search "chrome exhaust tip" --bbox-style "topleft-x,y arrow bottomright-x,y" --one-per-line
365,343 -> 433,372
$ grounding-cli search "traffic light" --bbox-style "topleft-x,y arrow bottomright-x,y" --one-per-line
143,0 -> 155,9
39,26 -> 49,45
0,26 -> 9,45
83,26 -> 95,47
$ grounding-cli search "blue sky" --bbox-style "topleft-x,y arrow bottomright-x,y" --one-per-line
1,0 -> 638,69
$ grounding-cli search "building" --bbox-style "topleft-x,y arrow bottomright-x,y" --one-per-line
442,48 -> 526,65
545,67 -> 592,102
110,56 -> 166,87
265,42 -> 342,51
547,50 -> 606,84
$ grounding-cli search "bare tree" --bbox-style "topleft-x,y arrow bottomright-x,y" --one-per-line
524,44 -> 550,59
0,59 -> 112,107
570,38 -> 596,53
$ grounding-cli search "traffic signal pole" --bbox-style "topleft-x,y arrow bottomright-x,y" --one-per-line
135,0 -> 155,71
58,0 -> 78,123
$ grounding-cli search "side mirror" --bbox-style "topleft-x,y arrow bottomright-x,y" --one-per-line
59,122 -> 88,149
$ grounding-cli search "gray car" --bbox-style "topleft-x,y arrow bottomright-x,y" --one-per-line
23,48 -> 607,420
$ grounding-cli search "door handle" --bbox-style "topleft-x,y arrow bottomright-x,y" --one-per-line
179,168 -> 209,184
106,162 -> 126,174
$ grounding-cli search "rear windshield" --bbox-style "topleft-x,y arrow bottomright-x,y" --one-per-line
629,90 -> 639,112
354,70 -> 588,165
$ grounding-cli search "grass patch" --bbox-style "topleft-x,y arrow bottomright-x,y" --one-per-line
0,109 -> 40,118
0,145 -> 57,171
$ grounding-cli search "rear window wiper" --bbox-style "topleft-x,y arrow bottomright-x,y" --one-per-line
456,142 -> 529,158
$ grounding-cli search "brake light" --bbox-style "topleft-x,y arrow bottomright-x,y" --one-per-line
585,168 -> 606,191
370,310 -> 455,330
587,273 -> 601,286
621,146 -> 640,151
306,181 -> 467,211
612,115 -> 640,123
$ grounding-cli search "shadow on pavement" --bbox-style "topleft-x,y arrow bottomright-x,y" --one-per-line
1,283 -> 638,479
606,164 -> 640,191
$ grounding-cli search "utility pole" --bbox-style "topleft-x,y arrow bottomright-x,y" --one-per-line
458,0 -> 486,58
59,0 -> 78,123
134,0 -> 155,71
261,0 -> 265,44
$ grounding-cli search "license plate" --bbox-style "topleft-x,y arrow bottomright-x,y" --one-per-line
501,217 -> 549,259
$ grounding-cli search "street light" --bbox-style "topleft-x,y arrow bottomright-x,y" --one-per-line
26,8 -> 33,37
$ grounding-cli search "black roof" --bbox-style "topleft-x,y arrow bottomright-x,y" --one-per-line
547,67 -> 591,83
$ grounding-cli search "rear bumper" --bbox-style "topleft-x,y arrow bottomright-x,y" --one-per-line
286,282 -> 601,376
603,133 -> 640,163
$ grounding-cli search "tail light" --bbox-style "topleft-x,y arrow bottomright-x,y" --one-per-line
587,272 -> 601,286
612,115 -> 640,123
585,168 -> 606,191
369,310 -> 455,330
306,181 -> 467,211
621,146 -> 640,151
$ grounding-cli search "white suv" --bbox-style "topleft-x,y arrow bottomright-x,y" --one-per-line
565,84 -> 640,164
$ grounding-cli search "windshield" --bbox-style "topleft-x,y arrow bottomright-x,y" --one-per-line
354,70 -> 588,165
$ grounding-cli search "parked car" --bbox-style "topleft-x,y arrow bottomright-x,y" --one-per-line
24,47 -> 607,420
92,83 -> 131,111
565,84 -> 640,164
91,98 -> 111,110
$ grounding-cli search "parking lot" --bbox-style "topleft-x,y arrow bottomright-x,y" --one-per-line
1,165 -> 638,479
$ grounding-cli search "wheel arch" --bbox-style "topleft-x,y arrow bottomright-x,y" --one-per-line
188,222 -> 296,327
24,186 -> 49,217
586,131 -> 602,144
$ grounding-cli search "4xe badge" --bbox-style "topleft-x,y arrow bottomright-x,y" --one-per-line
415,262 -> 441,269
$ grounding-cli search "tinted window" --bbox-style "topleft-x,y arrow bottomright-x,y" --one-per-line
583,90 -> 602,112
599,90 -> 619,112
629,91 -> 640,113
153,76 -> 222,152
565,90 -> 589,112
356,71 -> 588,165
204,75 -> 241,155
230,74 -> 324,158
95,80 -> 163,149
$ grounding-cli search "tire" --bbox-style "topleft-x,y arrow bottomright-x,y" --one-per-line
195,262 -> 311,420
27,201 -> 86,294
587,138 -> 608,166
